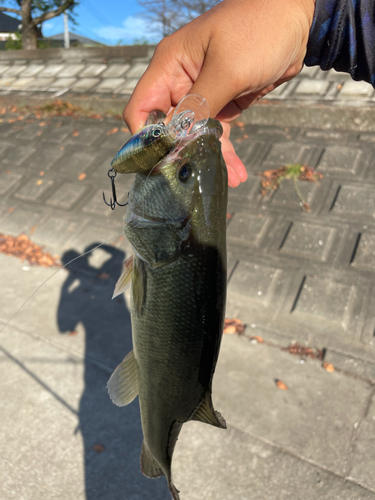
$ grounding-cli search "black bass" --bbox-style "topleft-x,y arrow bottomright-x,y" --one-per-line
108,118 -> 228,500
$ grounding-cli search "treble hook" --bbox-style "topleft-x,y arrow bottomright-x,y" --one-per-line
103,168 -> 128,210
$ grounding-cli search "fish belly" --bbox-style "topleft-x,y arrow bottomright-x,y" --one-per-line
132,248 -> 226,474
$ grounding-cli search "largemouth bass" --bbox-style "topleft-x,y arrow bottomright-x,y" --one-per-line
108,118 -> 228,500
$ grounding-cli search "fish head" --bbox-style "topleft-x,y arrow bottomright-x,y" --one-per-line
125,119 -> 228,266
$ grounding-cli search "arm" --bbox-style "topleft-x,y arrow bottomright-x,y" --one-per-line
305,0 -> 375,86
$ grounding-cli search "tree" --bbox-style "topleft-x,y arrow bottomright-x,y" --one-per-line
138,0 -> 221,38
0,0 -> 78,50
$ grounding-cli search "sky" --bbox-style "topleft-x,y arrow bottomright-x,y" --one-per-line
7,0 -> 163,45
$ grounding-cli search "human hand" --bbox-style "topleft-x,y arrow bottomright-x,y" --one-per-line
123,0 -> 315,188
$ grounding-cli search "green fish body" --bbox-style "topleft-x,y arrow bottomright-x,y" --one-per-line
108,119 -> 228,500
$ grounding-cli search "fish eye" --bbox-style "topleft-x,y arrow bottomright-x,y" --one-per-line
179,162 -> 193,183
152,127 -> 162,138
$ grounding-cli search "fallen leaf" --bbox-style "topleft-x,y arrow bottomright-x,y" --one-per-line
224,318 -> 246,335
226,213 -> 232,219
72,130 -> 79,137
93,444 -> 105,453
282,343 -> 323,360
0,119 -> 3,123
69,330 -> 78,336
29,226 -> 36,235
39,171 -> 45,176
39,122 -> 46,127
78,173 -> 86,180
37,131 -> 43,136
36,179 -> 43,185
249,336 -> 264,343
97,272 -> 110,280
337,84 -> 342,90
0,107 -> 6,114
0,233 -> 60,267
121,127 -> 129,132
7,207 -> 14,213
275,379 -> 288,390
6,170 -> 11,174
107,127 -> 119,135
323,362 -> 335,373
60,146 -> 64,150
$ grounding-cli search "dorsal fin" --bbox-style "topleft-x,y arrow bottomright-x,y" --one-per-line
191,392 -> 227,429
112,255 -> 133,299
107,350 -> 139,406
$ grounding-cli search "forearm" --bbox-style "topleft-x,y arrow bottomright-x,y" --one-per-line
305,0 -> 375,86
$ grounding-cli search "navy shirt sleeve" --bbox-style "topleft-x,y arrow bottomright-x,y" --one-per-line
304,0 -> 375,87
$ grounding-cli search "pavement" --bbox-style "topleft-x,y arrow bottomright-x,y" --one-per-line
1,63 -> 375,500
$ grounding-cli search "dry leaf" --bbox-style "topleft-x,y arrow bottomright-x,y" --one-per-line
36,179 -> 43,185
226,213 -> 232,219
97,272 -> 110,280
7,207 -> 14,213
224,318 -> 246,335
93,444 -> 105,453
39,171 -> 45,176
29,226 -> 36,235
323,362 -> 335,373
37,131 -> 42,136
39,122 -> 46,127
6,170 -> 11,174
0,233 -> 60,267
275,379 -> 288,390
78,173 -> 86,181
69,330 -> 78,336
107,127 -> 119,135
72,130 -> 79,137
249,336 -> 264,343
282,343 -> 323,360
121,127 -> 129,132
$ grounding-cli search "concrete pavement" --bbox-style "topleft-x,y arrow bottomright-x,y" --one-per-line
1,74 -> 375,499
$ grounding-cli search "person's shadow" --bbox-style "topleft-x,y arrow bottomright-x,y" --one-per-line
57,244 -> 169,500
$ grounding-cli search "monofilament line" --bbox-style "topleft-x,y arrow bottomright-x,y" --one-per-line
0,232 -> 124,336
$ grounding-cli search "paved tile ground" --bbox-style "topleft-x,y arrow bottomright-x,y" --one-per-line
1,110 -> 375,499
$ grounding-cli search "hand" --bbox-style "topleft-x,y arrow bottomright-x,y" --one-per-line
123,0 -> 315,188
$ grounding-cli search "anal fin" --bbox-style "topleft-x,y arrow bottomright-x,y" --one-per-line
107,350 -> 138,406
140,441 -> 164,478
191,391 -> 227,429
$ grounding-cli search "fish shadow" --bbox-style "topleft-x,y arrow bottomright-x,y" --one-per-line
57,244 -> 170,500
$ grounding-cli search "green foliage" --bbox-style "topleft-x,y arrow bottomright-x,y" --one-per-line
5,31 -> 22,50
133,36 -> 149,45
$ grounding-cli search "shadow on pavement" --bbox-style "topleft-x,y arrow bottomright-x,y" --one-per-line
57,244 -> 169,500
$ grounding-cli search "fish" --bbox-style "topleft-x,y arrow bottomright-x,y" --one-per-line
111,109 -> 195,174
108,117 -> 228,499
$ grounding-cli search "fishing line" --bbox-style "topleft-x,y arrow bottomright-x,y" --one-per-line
0,232 -> 124,336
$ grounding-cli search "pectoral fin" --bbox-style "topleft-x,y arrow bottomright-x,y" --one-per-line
191,392 -> 227,429
112,255 -> 133,299
107,350 -> 138,406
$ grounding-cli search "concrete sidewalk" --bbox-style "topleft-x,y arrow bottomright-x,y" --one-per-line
1,95 -> 375,499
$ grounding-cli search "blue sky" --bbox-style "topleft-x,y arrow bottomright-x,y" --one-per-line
16,0 -> 163,45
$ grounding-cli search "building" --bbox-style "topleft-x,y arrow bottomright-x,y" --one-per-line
0,12 -> 21,41
46,32 -> 105,47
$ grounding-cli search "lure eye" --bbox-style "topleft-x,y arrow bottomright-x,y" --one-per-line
179,162 -> 193,183
152,127 -> 162,138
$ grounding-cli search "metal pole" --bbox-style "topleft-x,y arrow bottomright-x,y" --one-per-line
64,12 -> 70,49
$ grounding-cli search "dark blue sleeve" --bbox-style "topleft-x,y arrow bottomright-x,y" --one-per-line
304,0 -> 375,87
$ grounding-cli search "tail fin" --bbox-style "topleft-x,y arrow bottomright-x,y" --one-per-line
140,440 -> 180,500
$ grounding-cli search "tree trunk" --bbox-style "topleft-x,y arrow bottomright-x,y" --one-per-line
21,0 -> 37,50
